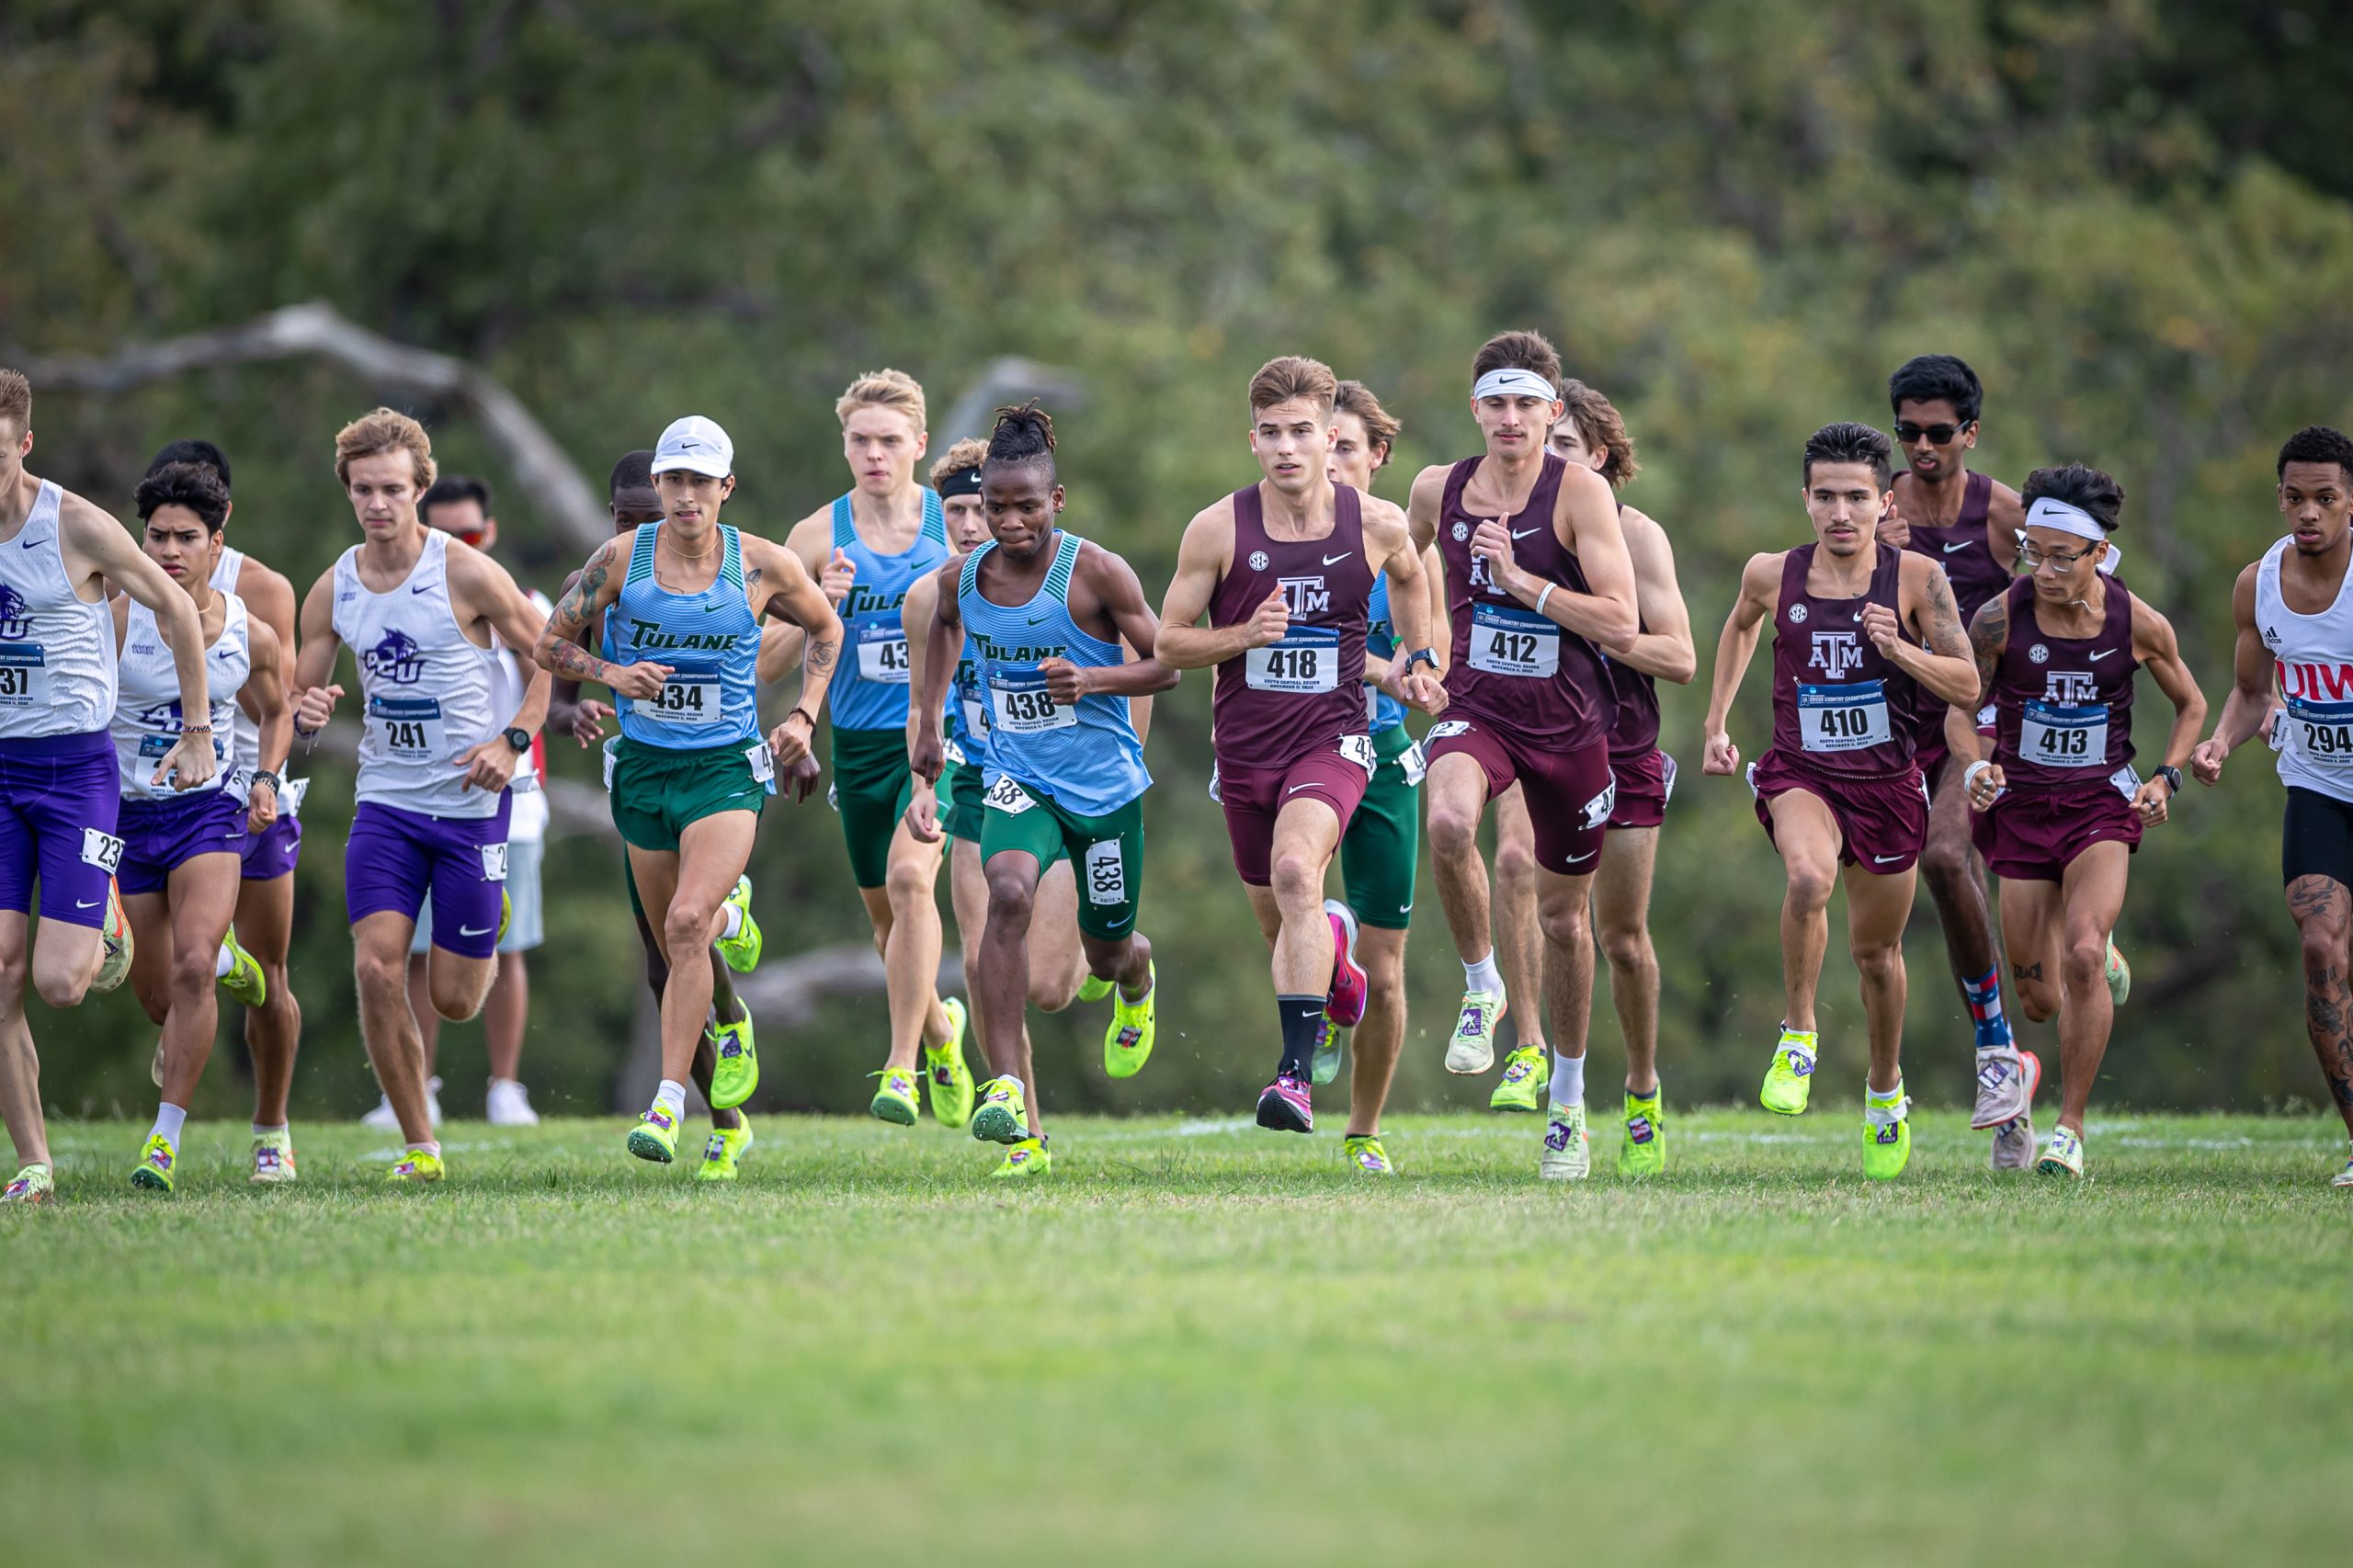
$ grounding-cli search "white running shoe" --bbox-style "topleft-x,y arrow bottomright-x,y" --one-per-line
360,1075 -> 443,1131
1989,1051 -> 2042,1171
1539,1101 -> 1590,1181
485,1077 -> 540,1127
2332,1150 -> 2353,1188
1971,1043 -> 2031,1131
1446,989 -> 1506,1074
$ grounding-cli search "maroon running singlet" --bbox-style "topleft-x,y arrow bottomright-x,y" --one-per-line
1748,542 -> 1931,873
1969,574 -> 2143,882
1209,483 -> 1377,885
1422,451 -> 1620,873
1900,470 -> 2008,785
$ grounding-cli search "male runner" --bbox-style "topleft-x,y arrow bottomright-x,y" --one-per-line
537,415 -> 840,1167
142,438 -> 305,1182
1875,354 -> 2040,1166
114,461 -> 293,1193
781,370 -> 969,1128
902,439 -> 1097,1137
1951,463 -> 2204,1176
1159,356 -> 1440,1135
552,450 -> 773,1180
1324,378 -> 1444,1173
1701,422 -> 1976,1179
290,408 -> 551,1183
0,369 -> 218,1205
910,403 -> 1171,1176
1404,331 -> 1637,1179
1483,384 -> 1694,1175
2191,426 -> 2353,1186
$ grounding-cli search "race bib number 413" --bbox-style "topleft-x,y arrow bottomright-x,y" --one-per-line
2018,701 -> 2109,768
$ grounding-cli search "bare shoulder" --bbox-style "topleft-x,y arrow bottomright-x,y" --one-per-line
1556,461 -> 1617,517
2129,588 -> 2178,648
1358,492 -> 1411,547
235,553 -> 297,617
782,506 -> 833,562
740,529 -> 804,579
1742,549 -> 1787,591
1617,506 -> 1672,562
1987,479 -> 2026,526
1406,462 -> 1452,505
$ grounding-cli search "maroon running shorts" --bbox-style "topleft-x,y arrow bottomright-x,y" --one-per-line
1608,747 -> 1676,832
1749,747 -> 1929,874
1424,718 -> 1616,874
1969,779 -> 2142,884
1217,737 -> 1375,886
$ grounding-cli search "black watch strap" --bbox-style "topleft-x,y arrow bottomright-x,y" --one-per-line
251,769 -> 281,794
1403,647 -> 1440,674
2154,765 -> 2183,791
504,726 -> 532,753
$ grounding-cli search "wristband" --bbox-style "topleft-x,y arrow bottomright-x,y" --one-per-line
1963,760 -> 1994,790
251,769 -> 282,795
1534,582 -> 1557,618
783,707 -> 815,729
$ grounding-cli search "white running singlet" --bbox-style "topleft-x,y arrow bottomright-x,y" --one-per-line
0,480 -> 117,738
2258,533 -> 2353,806
113,594 -> 247,801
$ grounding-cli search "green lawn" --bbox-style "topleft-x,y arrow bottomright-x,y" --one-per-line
4,1110 -> 2347,1567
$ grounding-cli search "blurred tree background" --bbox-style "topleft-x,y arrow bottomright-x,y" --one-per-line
5,0 -> 2348,1124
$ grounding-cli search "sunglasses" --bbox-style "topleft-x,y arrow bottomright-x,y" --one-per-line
1893,421 -> 1973,446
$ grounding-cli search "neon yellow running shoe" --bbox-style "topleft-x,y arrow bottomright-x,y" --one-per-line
131,1133 -> 178,1194
497,889 -> 511,945
716,875 -> 763,973
1,1164 -> 52,1204
991,1137 -> 1051,1178
2036,1124 -> 2086,1177
709,1014 -> 758,1110
217,926 -> 267,1008
93,879 -> 133,994
1104,963 -> 1155,1080
1490,1045 -> 1550,1113
1862,1086 -> 1912,1181
1077,973 -> 1114,1004
926,997 -> 973,1127
386,1148 -> 445,1183
870,1066 -> 920,1126
1619,1089 -> 1666,1176
1760,1027 -> 1818,1116
250,1130 -> 296,1186
971,1076 -> 1029,1145
2105,937 -> 2131,1007
628,1101 -> 682,1163
694,1118 -> 755,1183
1342,1133 -> 1394,1175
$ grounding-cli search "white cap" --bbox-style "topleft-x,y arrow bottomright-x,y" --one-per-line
651,415 -> 733,478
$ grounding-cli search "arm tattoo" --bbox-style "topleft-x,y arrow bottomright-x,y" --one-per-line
1921,567 -> 1969,659
806,637 -> 837,675
545,640 -> 603,681
551,546 -> 611,637
1966,596 -> 2007,707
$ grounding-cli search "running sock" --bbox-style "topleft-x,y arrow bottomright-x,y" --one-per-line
717,903 -> 745,940
1119,969 -> 1154,1004
1463,951 -> 1504,995
251,1122 -> 287,1138
1277,995 -> 1325,1079
1864,1079 -> 1909,1125
654,1079 -> 688,1121
1550,1051 -> 1586,1109
151,1103 -> 188,1145
1961,965 -> 2013,1050
995,1074 -> 1025,1096
405,1140 -> 441,1159
213,944 -> 235,979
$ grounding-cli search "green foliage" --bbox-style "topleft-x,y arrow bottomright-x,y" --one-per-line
2,2 -> 2345,1118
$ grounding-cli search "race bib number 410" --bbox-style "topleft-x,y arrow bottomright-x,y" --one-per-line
1796,680 -> 1891,754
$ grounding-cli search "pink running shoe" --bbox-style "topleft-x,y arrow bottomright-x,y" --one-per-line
1256,1072 -> 1314,1134
1324,899 -> 1367,1028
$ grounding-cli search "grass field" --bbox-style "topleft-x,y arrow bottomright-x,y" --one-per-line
5,1108 -> 2348,1566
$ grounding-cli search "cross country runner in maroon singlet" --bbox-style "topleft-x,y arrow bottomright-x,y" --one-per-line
1949,463 -> 2205,1178
1156,356 -> 1440,1135
1702,422 -> 1976,1180
1405,330 -> 1639,1181
1874,353 -> 2040,1167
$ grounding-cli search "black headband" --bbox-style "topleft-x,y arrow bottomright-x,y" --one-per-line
935,466 -> 983,499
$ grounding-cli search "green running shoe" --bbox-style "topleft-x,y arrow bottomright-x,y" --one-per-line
1310,1013 -> 1344,1087
131,1132 -> 178,1194
1105,964 -> 1156,1079
217,926 -> 267,1008
709,1014 -> 758,1110
1490,1045 -> 1550,1113
1540,1101 -> 1591,1181
1862,1089 -> 1912,1181
1619,1090 -> 1666,1176
497,889 -> 511,945
991,1137 -> 1051,1178
716,875 -> 763,973
695,1118 -> 755,1183
869,1066 -> 920,1126
971,1076 -> 1029,1145
1445,988 -> 1506,1074
2,1164 -> 53,1204
926,997 -> 974,1128
2036,1124 -> 2086,1177
1077,973 -> 1115,1004
386,1148 -> 445,1183
2105,937 -> 2131,1007
1760,1027 -> 1818,1116
1342,1133 -> 1394,1175
628,1101 -> 682,1164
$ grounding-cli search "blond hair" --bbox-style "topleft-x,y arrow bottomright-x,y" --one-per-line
1247,356 -> 1337,418
1333,380 -> 1401,463
835,369 -> 926,432
335,407 -> 436,490
0,369 -> 28,433
928,437 -> 989,488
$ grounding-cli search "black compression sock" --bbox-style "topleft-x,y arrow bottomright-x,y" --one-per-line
1277,994 -> 1325,1079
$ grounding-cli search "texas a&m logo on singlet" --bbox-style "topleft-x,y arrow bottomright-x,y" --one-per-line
1808,631 -> 1864,680
1276,575 -> 1331,617
2041,669 -> 2099,704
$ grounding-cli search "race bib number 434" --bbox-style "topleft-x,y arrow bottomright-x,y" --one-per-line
857,623 -> 911,684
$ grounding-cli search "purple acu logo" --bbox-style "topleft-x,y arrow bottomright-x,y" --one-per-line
0,583 -> 32,640
362,629 -> 426,685
1544,1119 -> 1573,1152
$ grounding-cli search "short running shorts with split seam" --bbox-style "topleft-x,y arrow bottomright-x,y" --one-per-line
1607,747 -> 1677,832
1423,717 -> 1617,874
610,734 -> 770,854
832,724 -> 916,889
0,730 -> 124,929
1341,724 -> 1425,930
238,813 -> 303,882
1216,735 -> 1376,887
978,775 -> 1145,941
2284,785 -> 2353,891
1915,704 -> 1997,799
1747,747 -> 1928,874
346,793 -> 513,960
117,787 -> 248,896
414,835 -> 544,954
1969,772 -> 2143,884
945,754 -> 1063,866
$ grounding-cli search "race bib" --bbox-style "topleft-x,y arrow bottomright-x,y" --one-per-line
990,669 -> 1075,735
857,622 -> 911,684
478,842 -> 509,882
1083,838 -> 1126,906
1245,627 -> 1339,693
942,737 -> 967,768
0,642 -> 51,710
367,694 -> 446,762
1468,605 -> 1559,678
638,673 -> 722,726
1398,742 -> 1428,788
601,736 -> 620,792
1797,681 -> 1892,754
80,827 -> 124,873
745,741 -> 776,790
278,778 -> 310,818
2288,695 -> 2353,767
961,695 -> 990,743
1339,733 -> 1378,776
1365,681 -> 1380,725
983,773 -> 1038,814
2018,700 -> 2109,769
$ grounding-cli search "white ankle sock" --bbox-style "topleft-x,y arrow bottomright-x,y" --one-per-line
654,1080 -> 688,1119
252,1122 -> 287,1138
718,904 -> 744,940
1550,1052 -> 1586,1108
214,944 -> 235,979
405,1140 -> 440,1157
1463,952 -> 1504,995
152,1103 -> 188,1145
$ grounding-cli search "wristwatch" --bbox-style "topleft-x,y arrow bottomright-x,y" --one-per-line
1402,648 -> 1440,676
251,769 -> 282,796
2154,765 -> 2183,792
502,726 -> 532,754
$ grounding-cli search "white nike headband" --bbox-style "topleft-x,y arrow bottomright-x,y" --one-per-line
2019,497 -> 2122,574
1472,368 -> 1559,403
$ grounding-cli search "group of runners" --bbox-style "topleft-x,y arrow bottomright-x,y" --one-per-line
1,332 -> 2350,1200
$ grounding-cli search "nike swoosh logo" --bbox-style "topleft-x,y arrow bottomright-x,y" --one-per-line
20,538 -> 39,549
1322,552 -> 1353,565
411,585 -> 433,595
1565,850 -> 1597,865
1874,855 -> 1904,864
1027,615 -> 1050,625
1943,540 -> 1972,552
76,898 -> 100,909
1287,783 -> 1321,794
459,924 -> 494,937
2089,650 -> 2118,661
1510,528 -> 1540,540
